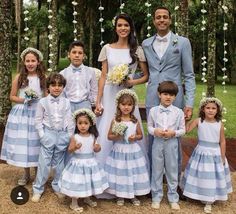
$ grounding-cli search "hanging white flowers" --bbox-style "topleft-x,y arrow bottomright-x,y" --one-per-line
72,0 -> 78,41
99,0 -> 105,46
145,1 -> 152,38
119,1 -> 125,13
47,0 -> 53,72
23,9 -> 30,43
174,2 -> 179,34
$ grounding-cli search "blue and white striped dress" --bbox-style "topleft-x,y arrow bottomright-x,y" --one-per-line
104,121 -> 150,198
0,76 -> 43,167
58,134 -> 109,198
181,120 -> 232,202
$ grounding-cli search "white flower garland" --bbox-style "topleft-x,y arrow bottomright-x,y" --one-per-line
145,1 -> 152,38
115,89 -> 138,107
23,9 -> 30,42
199,97 -> 223,112
47,0 -> 53,72
20,47 -> 44,61
174,1 -> 179,35
73,108 -> 96,125
98,0 -> 105,46
72,1 -> 78,41
119,1 -> 125,13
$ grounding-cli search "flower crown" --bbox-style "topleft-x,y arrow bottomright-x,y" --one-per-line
73,108 -> 96,125
199,97 -> 223,111
115,89 -> 138,106
20,47 -> 44,61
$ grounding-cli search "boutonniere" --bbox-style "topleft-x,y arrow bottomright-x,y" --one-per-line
172,37 -> 178,47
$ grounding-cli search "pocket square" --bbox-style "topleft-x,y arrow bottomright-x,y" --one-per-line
173,49 -> 180,54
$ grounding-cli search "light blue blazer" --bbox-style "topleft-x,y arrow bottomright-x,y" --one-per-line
142,32 -> 196,109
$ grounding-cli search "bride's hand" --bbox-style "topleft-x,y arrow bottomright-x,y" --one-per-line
95,103 -> 104,116
123,78 -> 134,88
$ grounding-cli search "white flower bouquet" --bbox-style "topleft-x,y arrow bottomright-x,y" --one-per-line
25,88 -> 38,100
107,64 -> 130,85
112,121 -> 128,136
93,68 -> 102,81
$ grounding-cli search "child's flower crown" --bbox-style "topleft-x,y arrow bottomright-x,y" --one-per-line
73,108 -> 96,125
199,97 -> 223,111
20,47 -> 44,61
115,89 -> 138,106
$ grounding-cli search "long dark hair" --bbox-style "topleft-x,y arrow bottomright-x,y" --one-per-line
113,13 -> 138,65
74,113 -> 99,138
18,51 -> 46,90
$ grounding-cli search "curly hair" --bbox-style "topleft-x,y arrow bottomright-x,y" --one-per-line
113,13 -> 138,65
199,101 -> 222,122
74,113 -> 99,138
115,93 -> 137,123
18,51 -> 46,90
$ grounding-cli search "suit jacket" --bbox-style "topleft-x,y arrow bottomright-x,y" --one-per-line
142,32 -> 195,109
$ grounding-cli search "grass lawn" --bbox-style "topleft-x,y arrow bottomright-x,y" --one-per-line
134,82 -> 236,138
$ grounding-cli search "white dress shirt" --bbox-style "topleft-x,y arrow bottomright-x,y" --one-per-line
35,94 -> 74,138
153,31 -> 171,59
60,64 -> 98,103
147,104 -> 185,138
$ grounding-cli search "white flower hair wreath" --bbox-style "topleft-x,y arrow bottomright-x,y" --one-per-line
115,89 -> 138,107
199,97 -> 223,111
73,108 -> 96,125
20,47 -> 44,61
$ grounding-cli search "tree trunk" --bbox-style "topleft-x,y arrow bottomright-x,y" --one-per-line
48,0 -> 58,73
207,0 -> 218,97
0,0 -> 13,155
179,0 -> 189,37
16,0 -> 23,73
88,8 -> 94,66
36,0 -> 42,50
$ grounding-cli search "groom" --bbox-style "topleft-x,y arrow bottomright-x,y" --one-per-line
142,6 -> 195,199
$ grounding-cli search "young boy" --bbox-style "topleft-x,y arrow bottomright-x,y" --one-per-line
32,73 -> 74,202
147,81 -> 185,210
60,41 -> 98,112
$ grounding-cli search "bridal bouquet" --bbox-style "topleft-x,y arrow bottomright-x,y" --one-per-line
107,64 -> 130,85
25,88 -> 38,100
112,121 -> 128,136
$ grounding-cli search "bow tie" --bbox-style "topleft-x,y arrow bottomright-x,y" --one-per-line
50,98 -> 59,104
160,108 -> 170,114
72,67 -> 82,73
157,37 -> 168,42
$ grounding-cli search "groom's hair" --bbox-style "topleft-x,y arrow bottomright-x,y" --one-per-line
158,81 -> 178,96
153,6 -> 172,18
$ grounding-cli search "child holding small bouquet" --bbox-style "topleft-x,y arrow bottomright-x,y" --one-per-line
104,89 -> 150,206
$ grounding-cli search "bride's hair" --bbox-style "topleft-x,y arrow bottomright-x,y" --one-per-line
113,13 -> 138,65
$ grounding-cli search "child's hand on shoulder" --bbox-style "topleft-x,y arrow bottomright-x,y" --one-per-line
93,143 -> 101,153
128,134 -> 136,143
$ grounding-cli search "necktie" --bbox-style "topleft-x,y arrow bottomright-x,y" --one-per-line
157,37 -> 168,42
51,98 -> 59,104
160,108 -> 170,114
72,67 -> 82,73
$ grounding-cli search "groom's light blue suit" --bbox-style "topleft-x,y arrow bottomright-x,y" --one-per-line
142,32 -> 195,111
142,32 -> 196,178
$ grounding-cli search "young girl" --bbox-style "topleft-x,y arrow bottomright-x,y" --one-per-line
0,47 -> 46,186
181,97 -> 232,214
58,108 -> 108,212
104,89 -> 150,206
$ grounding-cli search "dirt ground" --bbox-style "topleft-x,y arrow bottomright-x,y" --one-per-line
0,164 -> 235,214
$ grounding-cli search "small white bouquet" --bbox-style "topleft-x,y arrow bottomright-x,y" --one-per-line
107,64 -> 130,85
25,88 -> 38,100
93,68 -> 102,81
112,121 -> 128,136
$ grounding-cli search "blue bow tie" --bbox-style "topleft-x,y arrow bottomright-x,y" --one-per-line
160,108 -> 170,114
72,67 -> 82,73
157,37 -> 168,42
51,98 -> 59,104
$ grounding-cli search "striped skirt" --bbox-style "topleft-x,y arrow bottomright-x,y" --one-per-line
181,140 -> 232,202
0,103 -> 40,167
104,142 -> 150,198
59,154 -> 109,198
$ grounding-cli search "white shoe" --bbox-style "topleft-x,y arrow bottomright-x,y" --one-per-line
18,176 -> 30,186
84,197 -> 97,207
170,202 -> 180,210
131,197 -> 140,206
117,198 -> 124,206
70,204 -> 84,212
54,192 -> 65,199
151,202 -> 160,209
204,204 -> 212,213
31,194 -> 41,203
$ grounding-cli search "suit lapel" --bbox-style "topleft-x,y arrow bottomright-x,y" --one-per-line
147,35 -> 160,60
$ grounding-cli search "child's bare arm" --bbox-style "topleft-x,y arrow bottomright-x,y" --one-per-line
186,118 -> 199,133
128,121 -> 143,142
107,120 -> 123,141
68,136 -> 82,153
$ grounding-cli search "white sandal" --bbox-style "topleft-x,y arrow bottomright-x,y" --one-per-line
204,204 -> 212,213
70,204 -> 84,212
84,197 -> 97,207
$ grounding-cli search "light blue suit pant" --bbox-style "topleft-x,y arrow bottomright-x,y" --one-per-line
33,128 -> 69,194
151,138 -> 179,203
